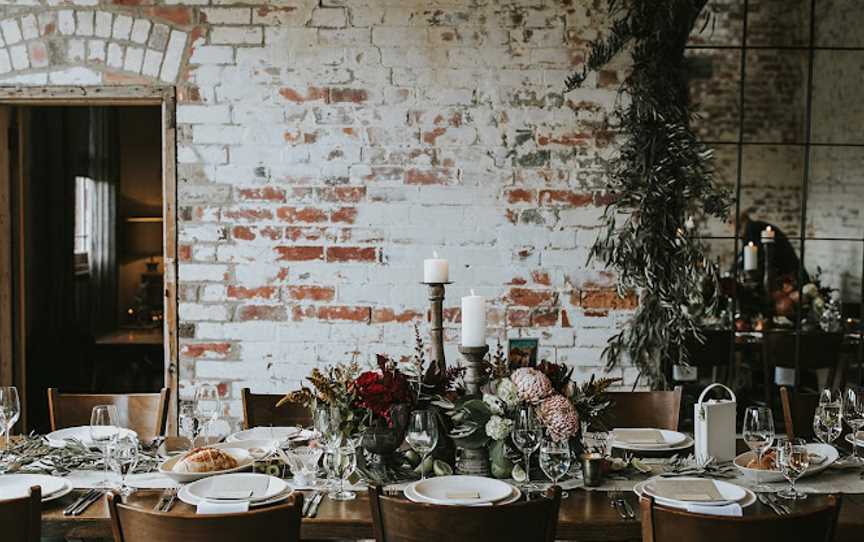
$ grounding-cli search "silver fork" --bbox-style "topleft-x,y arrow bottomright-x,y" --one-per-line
766,493 -> 791,515
609,491 -> 628,519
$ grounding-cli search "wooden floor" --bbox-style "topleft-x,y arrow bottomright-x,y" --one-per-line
43,488 -> 864,541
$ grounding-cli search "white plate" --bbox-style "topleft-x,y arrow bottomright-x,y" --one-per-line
0,474 -> 68,500
634,480 -> 756,510
46,426 -> 137,448
642,477 -> 746,506
158,448 -> 254,483
405,482 -> 521,506
227,427 -> 313,443
611,429 -> 688,450
613,436 -> 695,453
845,433 -> 864,448
178,482 -> 294,508
43,483 -> 74,503
411,475 -> 514,506
186,473 -> 288,503
734,443 -> 838,483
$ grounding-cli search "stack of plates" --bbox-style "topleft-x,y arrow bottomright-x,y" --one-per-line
178,473 -> 293,508
611,428 -> 693,452
0,474 -> 73,503
46,426 -> 137,448
634,477 -> 755,510
226,427 -> 315,444
404,476 -> 521,506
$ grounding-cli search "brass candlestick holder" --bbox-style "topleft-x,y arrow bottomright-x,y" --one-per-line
456,344 -> 491,476
422,282 -> 451,374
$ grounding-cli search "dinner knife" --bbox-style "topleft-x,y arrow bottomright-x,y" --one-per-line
64,489 -> 96,516
619,497 -> 636,519
161,491 -> 178,513
302,492 -> 318,517
307,492 -> 325,518
70,490 -> 104,516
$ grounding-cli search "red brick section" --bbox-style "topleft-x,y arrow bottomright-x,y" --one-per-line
181,343 -> 231,359
330,207 -> 357,224
237,186 -> 287,203
531,270 -> 551,286
326,246 -> 377,262
505,188 -> 536,204
506,287 -> 556,306
179,244 -> 192,261
531,307 -> 559,327
293,305 -> 371,322
577,289 -> 639,310
507,308 -> 531,327
143,6 -> 193,25
223,207 -> 273,221
276,207 -> 328,223
538,190 -> 593,207
275,246 -> 324,261
285,285 -> 335,302
238,305 -> 287,321
227,285 -> 277,300
372,308 -> 422,323
319,186 -> 365,203
405,167 -> 457,185
330,88 -> 369,103
279,86 -> 329,103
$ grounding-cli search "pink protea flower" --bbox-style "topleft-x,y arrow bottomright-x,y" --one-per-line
510,367 -> 554,403
537,394 -> 580,442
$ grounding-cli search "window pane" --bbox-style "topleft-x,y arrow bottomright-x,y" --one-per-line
688,48 -> 742,143
747,0 -> 811,47
743,50 -> 809,144
804,239 -> 862,307
815,0 -> 864,48
692,144 -> 738,237
689,0 -> 744,47
811,50 -> 864,145
739,145 -> 805,239
807,146 -> 864,239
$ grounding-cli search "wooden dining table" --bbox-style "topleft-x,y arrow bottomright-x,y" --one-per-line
40,486 -> 864,541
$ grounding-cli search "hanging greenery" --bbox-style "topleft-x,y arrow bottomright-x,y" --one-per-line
566,0 -> 730,388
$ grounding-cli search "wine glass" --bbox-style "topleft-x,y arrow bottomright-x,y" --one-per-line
90,405 -> 120,488
406,410 -> 438,480
512,405 -> 543,488
0,386 -> 20,453
813,400 -> 842,445
539,437 -> 571,495
194,384 -> 222,445
777,438 -> 810,500
178,402 -> 198,449
326,445 -> 357,501
107,435 -> 139,498
742,406 -> 774,489
843,387 -> 864,463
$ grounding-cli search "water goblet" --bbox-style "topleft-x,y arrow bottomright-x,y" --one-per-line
512,405 -> 543,488
844,387 -> 864,463
777,438 -> 810,500
107,435 -> 140,498
405,410 -> 439,480
539,437 -> 571,497
742,406 -> 774,490
326,445 -> 357,501
194,384 -> 222,445
813,401 -> 842,446
90,405 -> 120,488
0,386 -> 20,453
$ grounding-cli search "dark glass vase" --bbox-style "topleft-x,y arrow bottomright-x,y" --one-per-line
360,404 -> 409,467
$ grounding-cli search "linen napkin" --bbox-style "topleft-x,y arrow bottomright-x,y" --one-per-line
614,429 -> 665,444
196,501 -> 250,515
684,503 -> 742,517
649,479 -> 724,502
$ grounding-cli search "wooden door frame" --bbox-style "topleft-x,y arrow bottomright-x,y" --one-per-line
0,86 -> 179,433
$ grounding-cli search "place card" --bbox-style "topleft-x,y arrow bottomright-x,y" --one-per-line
614,429 -> 665,444
445,491 -> 481,499
648,479 -> 724,502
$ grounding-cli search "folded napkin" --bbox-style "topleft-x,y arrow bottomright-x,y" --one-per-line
684,503 -> 742,517
196,501 -> 250,515
614,429 -> 665,444
650,479 -> 724,502
125,473 -> 180,490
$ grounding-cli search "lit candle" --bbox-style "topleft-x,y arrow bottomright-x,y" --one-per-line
743,242 -> 758,271
761,226 -> 775,241
461,289 -> 486,347
423,251 -> 449,283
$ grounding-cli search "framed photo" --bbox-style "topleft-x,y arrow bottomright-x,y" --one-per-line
508,338 -> 539,368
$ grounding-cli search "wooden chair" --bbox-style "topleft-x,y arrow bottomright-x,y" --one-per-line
640,494 -> 841,542
604,386 -> 683,430
780,386 -> 820,441
47,388 -> 170,441
108,491 -> 303,542
368,485 -> 561,542
0,486 -> 41,542
241,388 -> 311,429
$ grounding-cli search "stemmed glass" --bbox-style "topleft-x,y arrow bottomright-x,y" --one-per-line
90,405 -> 119,488
314,405 -> 341,489
406,410 -> 438,480
194,384 -> 222,445
813,398 -> 842,446
742,406 -> 775,490
539,437 -> 571,496
777,438 -> 810,500
512,405 -> 543,488
107,435 -> 139,498
325,444 -> 357,501
0,386 -> 20,453
843,387 -> 864,463
178,402 -> 198,449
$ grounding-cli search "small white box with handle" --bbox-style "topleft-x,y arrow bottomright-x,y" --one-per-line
694,383 -> 737,463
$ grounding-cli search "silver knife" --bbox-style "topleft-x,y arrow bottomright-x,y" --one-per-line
154,489 -> 171,512
307,492 -> 325,518
64,489 -> 96,516
620,497 -> 636,519
70,490 -> 103,516
757,493 -> 783,515
302,492 -> 318,517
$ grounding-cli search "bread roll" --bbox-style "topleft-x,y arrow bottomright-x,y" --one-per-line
173,447 -> 240,473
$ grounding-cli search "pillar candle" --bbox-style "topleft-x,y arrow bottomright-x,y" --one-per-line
743,242 -> 758,271
423,251 -> 449,283
461,290 -> 486,347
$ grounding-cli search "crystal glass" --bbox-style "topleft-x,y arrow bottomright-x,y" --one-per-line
326,445 -> 357,501
194,384 -> 222,445
107,435 -> 139,497
512,405 -> 543,487
405,410 -> 439,480
813,401 -> 842,445
844,387 -> 864,463
742,406 -> 774,489
777,438 -> 810,500
539,437 -> 572,493
0,386 -> 20,453
178,402 -> 198,448
285,446 -> 323,487
90,405 -> 120,488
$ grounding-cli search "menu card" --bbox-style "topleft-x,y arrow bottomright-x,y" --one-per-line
614,429 -> 665,444
648,479 -> 724,502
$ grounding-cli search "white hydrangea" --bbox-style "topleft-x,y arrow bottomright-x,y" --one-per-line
802,283 -> 819,298
485,415 -> 514,441
495,378 -> 520,408
483,393 -> 505,415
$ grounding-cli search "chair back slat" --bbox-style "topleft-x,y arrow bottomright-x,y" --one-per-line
0,486 -> 41,542
241,388 -> 311,429
604,386 -> 683,431
48,388 -> 170,441
108,492 -> 303,542
369,485 -> 561,542
641,495 -> 841,542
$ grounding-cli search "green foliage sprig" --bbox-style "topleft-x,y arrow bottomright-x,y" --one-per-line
566,0 -> 730,388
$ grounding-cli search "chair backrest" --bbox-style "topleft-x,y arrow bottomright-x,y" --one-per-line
0,486 -> 41,542
47,388 -> 170,441
641,494 -> 841,542
605,386 -> 683,431
108,491 -> 303,542
241,388 -> 311,429
369,485 -> 561,542
763,332 -> 844,370
780,386 -> 819,441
